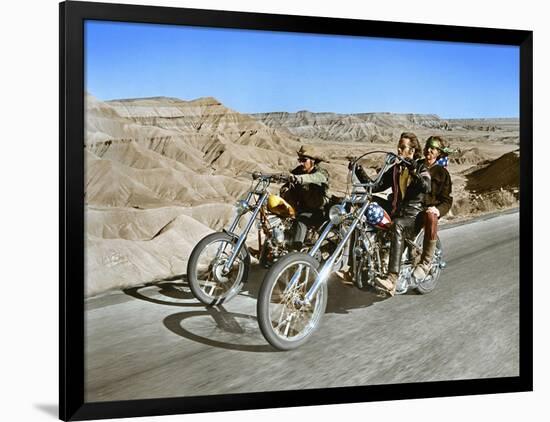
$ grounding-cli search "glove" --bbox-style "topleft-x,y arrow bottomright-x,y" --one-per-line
288,174 -> 298,184
274,173 -> 287,182
400,158 -> 414,170
401,160 -> 418,178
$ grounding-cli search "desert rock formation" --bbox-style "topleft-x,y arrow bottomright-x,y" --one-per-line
252,111 -> 519,145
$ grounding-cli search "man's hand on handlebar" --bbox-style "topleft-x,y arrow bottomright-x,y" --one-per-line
393,154 -> 413,168
269,173 -> 296,184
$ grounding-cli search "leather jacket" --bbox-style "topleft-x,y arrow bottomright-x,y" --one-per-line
425,164 -> 453,217
356,158 -> 431,218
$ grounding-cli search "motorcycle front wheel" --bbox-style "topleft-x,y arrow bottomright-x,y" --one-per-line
257,252 -> 327,350
187,232 -> 250,305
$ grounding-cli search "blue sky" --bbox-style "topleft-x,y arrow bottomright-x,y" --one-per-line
85,20 -> 519,118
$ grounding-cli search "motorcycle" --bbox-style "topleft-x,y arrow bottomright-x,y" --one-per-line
256,152 -> 447,350
186,172 -> 337,306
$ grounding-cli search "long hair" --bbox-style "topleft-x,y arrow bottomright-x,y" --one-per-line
399,132 -> 422,160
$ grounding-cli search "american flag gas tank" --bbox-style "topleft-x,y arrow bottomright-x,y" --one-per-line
365,202 -> 392,230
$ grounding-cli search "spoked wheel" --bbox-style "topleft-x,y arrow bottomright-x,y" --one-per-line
257,252 -> 327,350
414,235 -> 443,295
187,232 -> 250,305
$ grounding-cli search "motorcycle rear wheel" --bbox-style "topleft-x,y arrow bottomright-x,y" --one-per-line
257,252 -> 327,350
187,232 -> 250,305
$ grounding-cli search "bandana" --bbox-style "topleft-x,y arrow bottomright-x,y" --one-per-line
426,138 -> 453,156
426,138 -> 442,149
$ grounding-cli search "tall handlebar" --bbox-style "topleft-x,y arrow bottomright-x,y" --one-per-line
349,151 -> 412,189
251,171 -> 290,183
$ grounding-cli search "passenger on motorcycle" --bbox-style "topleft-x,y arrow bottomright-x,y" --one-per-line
355,132 -> 431,295
279,145 -> 330,251
412,136 -> 453,280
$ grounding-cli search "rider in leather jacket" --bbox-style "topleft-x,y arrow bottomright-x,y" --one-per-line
412,136 -> 453,280
355,132 -> 431,295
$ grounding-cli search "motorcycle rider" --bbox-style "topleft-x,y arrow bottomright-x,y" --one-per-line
355,132 -> 431,295
412,136 -> 453,280
280,145 -> 330,250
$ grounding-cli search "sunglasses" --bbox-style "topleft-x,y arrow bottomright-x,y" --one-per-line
298,157 -> 311,163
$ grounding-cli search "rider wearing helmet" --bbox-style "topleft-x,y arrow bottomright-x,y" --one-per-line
355,132 -> 431,295
281,145 -> 330,250
412,136 -> 453,280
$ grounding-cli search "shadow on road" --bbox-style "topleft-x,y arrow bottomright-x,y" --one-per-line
123,265 -> 269,306
163,306 -> 276,353
325,277 -> 388,314
243,263 -> 392,314
121,264 -> 388,316
238,264 -> 269,300
123,276 -> 203,308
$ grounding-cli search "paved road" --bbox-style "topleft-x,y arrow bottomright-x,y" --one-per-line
85,211 -> 520,402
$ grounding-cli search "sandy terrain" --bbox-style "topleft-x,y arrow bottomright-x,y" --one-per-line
84,93 -> 519,297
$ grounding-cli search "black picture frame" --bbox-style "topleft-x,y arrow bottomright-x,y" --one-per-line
60,1 -> 533,420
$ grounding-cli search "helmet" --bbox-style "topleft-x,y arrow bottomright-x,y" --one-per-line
365,202 -> 391,229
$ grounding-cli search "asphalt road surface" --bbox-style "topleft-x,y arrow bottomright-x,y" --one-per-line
85,211 -> 520,402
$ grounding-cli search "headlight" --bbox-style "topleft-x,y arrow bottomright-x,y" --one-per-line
329,205 -> 347,225
235,199 -> 250,214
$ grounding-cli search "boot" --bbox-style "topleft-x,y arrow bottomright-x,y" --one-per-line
374,272 -> 398,296
413,240 -> 437,280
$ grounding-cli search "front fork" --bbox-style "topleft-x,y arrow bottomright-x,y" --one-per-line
284,202 -> 370,305
222,193 -> 268,273
304,202 -> 369,303
283,220 -> 337,292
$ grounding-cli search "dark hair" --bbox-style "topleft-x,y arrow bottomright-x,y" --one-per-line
424,135 -> 449,157
399,132 -> 422,160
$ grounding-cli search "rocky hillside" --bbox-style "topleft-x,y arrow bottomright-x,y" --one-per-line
251,111 -> 519,145
85,93 -> 312,296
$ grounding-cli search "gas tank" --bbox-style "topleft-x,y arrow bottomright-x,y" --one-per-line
267,194 -> 296,218
365,202 -> 392,230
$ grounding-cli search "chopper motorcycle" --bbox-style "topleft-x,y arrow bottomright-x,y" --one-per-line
256,152 -> 446,350
186,171 -> 338,306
